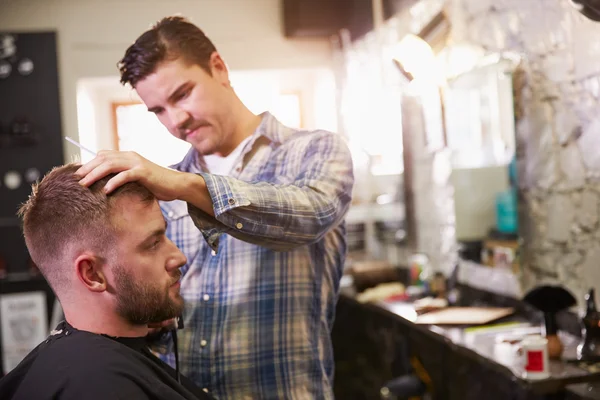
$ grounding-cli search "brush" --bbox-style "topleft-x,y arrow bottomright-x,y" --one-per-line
523,285 -> 577,359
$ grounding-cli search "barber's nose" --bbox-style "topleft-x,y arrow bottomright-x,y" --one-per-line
169,107 -> 189,129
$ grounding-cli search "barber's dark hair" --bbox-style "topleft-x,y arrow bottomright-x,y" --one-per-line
118,16 -> 217,87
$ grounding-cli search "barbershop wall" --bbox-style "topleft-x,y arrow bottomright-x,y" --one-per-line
380,0 -> 600,302
0,0 -> 333,161
339,0 -> 458,275
451,0 -> 600,302
77,68 -> 337,160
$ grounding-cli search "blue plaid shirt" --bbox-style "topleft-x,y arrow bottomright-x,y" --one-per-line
157,113 -> 354,399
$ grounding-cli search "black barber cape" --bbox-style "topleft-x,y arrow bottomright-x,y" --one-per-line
0,321 -> 212,400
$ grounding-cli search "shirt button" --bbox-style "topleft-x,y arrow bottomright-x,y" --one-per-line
228,198 -> 236,205
236,222 -> 243,229
200,339 -> 207,347
211,250 -> 217,256
203,294 -> 210,301
167,211 -> 174,218
203,388 -> 209,393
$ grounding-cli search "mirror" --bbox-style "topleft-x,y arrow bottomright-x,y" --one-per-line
443,57 -> 520,273
332,31 -> 408,268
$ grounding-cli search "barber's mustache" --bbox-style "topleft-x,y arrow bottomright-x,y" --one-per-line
177,118 -> 210,136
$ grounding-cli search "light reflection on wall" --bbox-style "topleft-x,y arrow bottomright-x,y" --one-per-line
74,84 -> 97,164
76,68 -> 337,168
341,55 -> 404,176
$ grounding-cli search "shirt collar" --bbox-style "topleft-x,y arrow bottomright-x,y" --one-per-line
171,112 -> 293,173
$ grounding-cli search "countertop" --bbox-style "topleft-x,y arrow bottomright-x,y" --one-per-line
566,383 -> 600,400
378,299 -> 598,394
339,283 -> 600,398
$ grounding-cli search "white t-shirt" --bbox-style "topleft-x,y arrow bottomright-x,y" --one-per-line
202,135 -> 253,176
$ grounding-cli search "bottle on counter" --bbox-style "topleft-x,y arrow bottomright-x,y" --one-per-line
409,253 -> 429,287
577,288 -> 600,362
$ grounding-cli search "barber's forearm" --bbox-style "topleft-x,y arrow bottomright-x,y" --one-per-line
177,173 -> 215,217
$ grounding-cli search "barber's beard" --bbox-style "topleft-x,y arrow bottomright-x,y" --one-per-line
113,266 -> 184,325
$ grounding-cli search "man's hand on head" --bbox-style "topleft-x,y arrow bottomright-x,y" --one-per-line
75,150 -> 188,201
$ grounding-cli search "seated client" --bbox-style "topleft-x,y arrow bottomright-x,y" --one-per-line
0,163 -> 212,400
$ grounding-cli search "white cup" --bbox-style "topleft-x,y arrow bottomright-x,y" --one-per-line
517,335 -> 550,380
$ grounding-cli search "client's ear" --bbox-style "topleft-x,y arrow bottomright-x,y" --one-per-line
75,254 -> 107,293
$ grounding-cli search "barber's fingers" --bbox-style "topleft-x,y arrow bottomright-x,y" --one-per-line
147,327 -> 162,335
79,157 -> 137,189
77,152 -> 139,188
78,162 -> 133,190
103,170 -> 140,194
148,318 -> 178,331
75,150 -> 118,179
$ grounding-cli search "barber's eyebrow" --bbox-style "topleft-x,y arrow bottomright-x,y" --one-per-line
147,82 -> 192,114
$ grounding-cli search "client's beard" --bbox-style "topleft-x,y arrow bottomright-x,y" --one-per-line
113,265 -> 184,325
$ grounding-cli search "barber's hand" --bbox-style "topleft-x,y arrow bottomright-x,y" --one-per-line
75,150 -> 185,201
147,318 -> 178,336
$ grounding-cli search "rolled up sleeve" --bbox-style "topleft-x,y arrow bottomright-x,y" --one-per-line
188,131 -> 354,251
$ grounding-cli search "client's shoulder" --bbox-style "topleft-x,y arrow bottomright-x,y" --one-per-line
0,331 -> 144,399
40,329 -> 142,372
59,328 -> 137,353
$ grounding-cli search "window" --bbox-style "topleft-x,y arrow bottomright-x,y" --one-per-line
112,102 -> 191,167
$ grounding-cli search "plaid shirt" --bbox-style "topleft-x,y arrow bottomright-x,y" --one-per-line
157,113 -> 354,399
